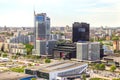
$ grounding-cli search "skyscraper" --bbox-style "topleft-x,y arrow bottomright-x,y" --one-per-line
72,22 -> 89,42
35,13 -> 50,41
33,12 -> 50,56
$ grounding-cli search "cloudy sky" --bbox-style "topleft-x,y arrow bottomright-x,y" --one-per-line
0,0 -> 120,27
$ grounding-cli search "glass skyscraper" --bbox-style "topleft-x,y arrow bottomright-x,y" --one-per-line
33,12 -> 50,56
35,13 -> 50,41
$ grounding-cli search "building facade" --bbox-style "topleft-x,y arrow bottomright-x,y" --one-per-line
76,42 -> 100,61
9,43 -> 26,54
72,22 -> 89,42
25,61 -> 88,80
76,43 -> 88,60
33,13 -> 50,56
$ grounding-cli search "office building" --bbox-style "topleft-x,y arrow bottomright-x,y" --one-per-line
53,43 -> 76,59
76,42 -> 100,61
47,40 -> 57,56
89,42 -> 100,60
34,13 -> 50,41
35,40 -> 46,56
76,43 -> 88,60
72,22 -> 89,42
33,12 -> 51,56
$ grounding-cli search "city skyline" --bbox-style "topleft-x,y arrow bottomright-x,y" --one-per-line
0,0 -> 120,27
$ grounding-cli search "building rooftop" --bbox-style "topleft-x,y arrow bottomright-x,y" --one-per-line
27,60 -> 87,73
0,72 -> 33,80
104,56 -> 120,62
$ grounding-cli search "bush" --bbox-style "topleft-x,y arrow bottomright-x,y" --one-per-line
99,63 -> 105,70
11,55 -> 18,59
95,64 -> 100,70
112,78 -> 120,80
110,65 -> 116,72
82,74 -> 86,80
45,58 -> 51,63
90,78 -> 107,80
2,53 -> 8,58
31,78 -> 36,80
94,63 -> 105,70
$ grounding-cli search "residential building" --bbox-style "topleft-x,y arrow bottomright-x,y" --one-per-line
113,40 -> 120,51
9,43 -> 26,55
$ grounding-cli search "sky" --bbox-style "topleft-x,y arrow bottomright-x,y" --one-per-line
0,0 -> 120,27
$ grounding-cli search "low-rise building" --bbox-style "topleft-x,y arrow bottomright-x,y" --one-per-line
25,61 -> 88,80
9,43 -> 26,54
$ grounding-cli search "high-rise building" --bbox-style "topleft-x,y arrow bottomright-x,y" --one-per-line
72,22 -> 89,42
34,13 -> 50,41
33,12 -> 50,56
89,42 -> 100,60
76,42 -> 100,61
76,43 -> 88,60
36,40 -> 46,56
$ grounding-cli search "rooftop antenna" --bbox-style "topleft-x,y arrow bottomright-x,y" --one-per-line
33,5 -> 36,16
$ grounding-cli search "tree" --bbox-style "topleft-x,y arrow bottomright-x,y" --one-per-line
110,65 -> 116,72
31,78 -> 36,80
90,78 -> 107,80
11,55 -> 18,59
82,74 -> 86,80
24,44 -> 34,55
0,53 -> 1,57
94,63 -> 105,70
16,53 -> 21,56
57,39 -> 66,45
95,63 -> 100,70
112,36 -> 119,41
99,63 -> 105,70
2,53 -> 8,58
90,38 -> 94,42
45,58 -> 51,63
112,78 -> 120,80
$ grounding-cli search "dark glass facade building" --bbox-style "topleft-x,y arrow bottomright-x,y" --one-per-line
72,22 -> 89,42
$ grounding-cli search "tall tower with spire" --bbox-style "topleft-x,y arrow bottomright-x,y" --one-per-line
33,12 -> 50,56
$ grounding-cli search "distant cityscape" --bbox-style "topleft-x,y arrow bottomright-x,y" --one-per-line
0,12 -> 120,80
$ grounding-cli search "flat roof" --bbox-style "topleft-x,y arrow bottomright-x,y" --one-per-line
27,60 -> 87,73
0,72 -> 33,80
103,56 -> 120,62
